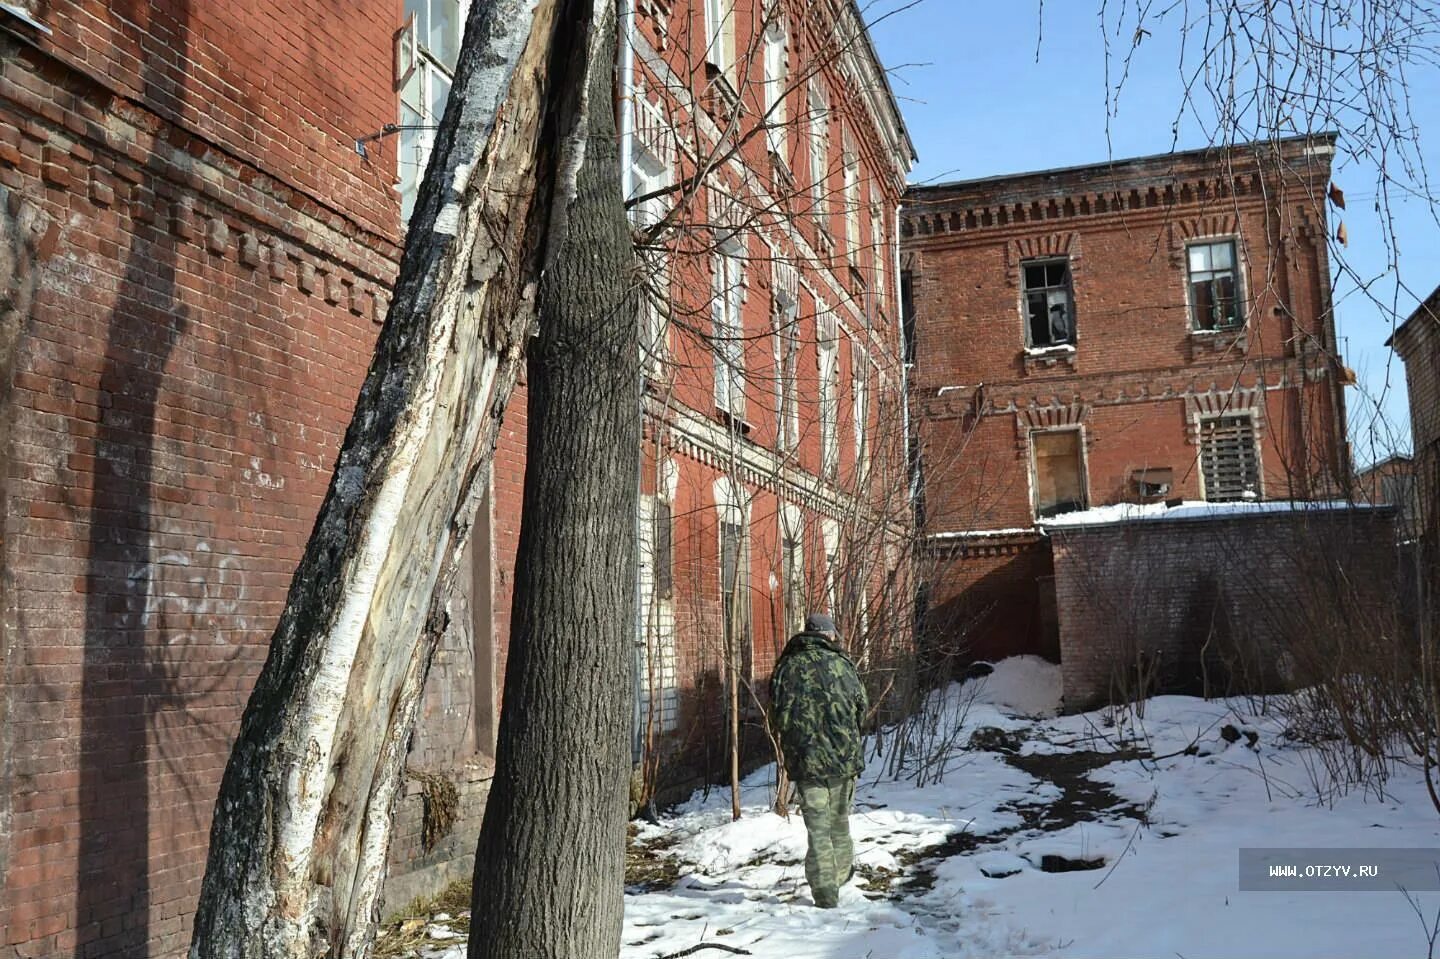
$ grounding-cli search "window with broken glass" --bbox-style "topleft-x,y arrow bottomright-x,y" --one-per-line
397,0 -> 464,223
1199,414 -> 1260,501
1188,240 -> 1243,331
1022,259 -> 1075,348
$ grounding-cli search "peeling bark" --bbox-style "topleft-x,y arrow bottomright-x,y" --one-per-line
189,2 -> 577,956
468,4 -> 638,958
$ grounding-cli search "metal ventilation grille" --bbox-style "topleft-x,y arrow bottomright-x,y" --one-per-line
1201,415 -> 1260,501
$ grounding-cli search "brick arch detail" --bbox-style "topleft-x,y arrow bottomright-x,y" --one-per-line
1013,399 -> 1092,453
1003,231 -> 1082,287
1184,386 -> 1267,446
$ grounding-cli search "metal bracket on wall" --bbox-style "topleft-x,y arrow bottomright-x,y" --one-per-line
354,124 -> 440,160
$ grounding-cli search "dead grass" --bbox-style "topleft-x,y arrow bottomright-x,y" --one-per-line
626,822 -> 683,891
372,879 -> 472,958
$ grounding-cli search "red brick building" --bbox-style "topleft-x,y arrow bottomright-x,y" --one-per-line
903,137 -> 1352,664
1390,285 -> 1439,542
0,1 -> 913,955
608,0 -> 917,790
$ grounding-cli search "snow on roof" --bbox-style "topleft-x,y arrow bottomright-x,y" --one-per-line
928,527 -> 1041,540
1039,499 -> 1376,529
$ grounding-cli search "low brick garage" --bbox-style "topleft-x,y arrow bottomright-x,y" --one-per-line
1048,504 -> 1399,711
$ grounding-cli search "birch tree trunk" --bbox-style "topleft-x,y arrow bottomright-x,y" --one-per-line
467,4 -> 638,957
189,2 -> 578,956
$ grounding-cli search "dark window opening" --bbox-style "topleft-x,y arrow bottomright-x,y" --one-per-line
720,520 -> 753,681
654,500 -> 673,600
1032,429 -> 1086,517
1023,259 -> 1075,348
1200,415 -> 1260,501
1188,240 -> 1243,330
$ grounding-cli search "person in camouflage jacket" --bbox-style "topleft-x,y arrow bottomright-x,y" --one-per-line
770,612 -> 869,908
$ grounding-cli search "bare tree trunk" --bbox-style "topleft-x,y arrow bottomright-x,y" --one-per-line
189,3 -> 575,957
468,5 -> 637,958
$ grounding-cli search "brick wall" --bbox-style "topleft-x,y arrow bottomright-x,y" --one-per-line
1050,507 -> 1397,711
906,138 -> 1351,665
923,533 -> 1056,664
907,137 -> 1349,540
0,2 -> 486,955
1394,289 -> 1439,541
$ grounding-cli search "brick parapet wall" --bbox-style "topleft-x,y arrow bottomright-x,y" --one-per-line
1050,508 -> 1397,711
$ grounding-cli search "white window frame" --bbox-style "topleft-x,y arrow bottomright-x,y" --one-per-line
703,0 -> 736,84
762,19 -> 788,159
631,145 -> 672,380
852,343 -> 870,480
870,193 -> 887,301
780,502 -> 806,637
773,289 -> 801,453
397,0 -> 468,223
817,304 -> 839,480
1021,257 -> 1076,349
1186,237 -> 1246,332
714,478 -> 753,684
713,238 -> 747,420
635,490 -> 679,739
843,140 -> 861,265
808,83 -> 830,233
822,518 -> 841,614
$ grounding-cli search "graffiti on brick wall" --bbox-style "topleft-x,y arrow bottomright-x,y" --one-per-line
143,541 -> 251,644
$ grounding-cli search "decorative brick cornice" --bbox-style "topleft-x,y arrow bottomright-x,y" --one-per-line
920,355 -> 1334,424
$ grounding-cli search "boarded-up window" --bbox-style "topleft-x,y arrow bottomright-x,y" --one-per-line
1200,414 -> 1260,501
1032,429 -> 1086,518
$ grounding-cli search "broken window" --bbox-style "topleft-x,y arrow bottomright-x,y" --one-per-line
1200,414 -> 1260,501
1031,429 -> 1086,518
397,0 -> 465,223
1188,240 -> 1243,330
1022,259 -> 1074,348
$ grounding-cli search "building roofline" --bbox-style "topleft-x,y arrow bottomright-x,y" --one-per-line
847,0 -> 917,165
1385,282 -> 1440,348
906,132 -> 1337,197
1357,452 -> 1414,474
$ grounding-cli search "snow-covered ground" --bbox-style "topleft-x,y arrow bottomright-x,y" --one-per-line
399,657 -> 1440,959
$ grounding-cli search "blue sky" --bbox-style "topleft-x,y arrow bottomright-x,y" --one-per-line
869,1 -> 1440,464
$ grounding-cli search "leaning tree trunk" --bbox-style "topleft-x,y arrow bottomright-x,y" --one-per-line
189,3 -> 578,957
468,4 -> 638,958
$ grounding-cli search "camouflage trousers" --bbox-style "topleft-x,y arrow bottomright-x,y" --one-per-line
797,777 -> 856,908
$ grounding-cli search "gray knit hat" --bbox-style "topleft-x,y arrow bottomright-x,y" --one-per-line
805,612 -> 837,634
